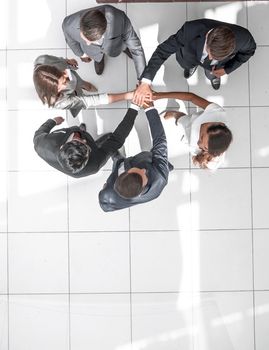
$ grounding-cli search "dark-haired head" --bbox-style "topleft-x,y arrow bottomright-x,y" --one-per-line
57,141 -> 90,174
114,172 -> 144,199
80,9 -> 107,42
33,65 -> 65,107
207,124 -> 233,156
206,26 -> 236,61
194,124 -> 233,169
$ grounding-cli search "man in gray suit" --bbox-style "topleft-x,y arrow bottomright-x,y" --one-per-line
62,5 -> 146,77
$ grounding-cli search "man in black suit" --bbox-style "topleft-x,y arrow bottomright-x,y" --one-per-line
98,103 -> 172,211
134,19 -> 256,103
33,106 -> 139,178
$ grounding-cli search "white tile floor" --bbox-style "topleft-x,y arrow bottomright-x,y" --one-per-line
1,1 -> 269,350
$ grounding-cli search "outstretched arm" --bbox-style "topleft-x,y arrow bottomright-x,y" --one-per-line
153,91 -> 211,110
133,28 -> 184,107
101,104 -> 140,155
107,91 -> 134,103
122,15 -> 146,79
33,117 -> 64,152
145,106 -> 169,181
55,92 -> 134,110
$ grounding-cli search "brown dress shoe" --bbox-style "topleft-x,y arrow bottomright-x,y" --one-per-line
161,110 -> 186,125
94,56 -> 105,75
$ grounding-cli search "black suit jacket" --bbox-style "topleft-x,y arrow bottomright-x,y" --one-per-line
33,108 -> 138,178
99,108 -> 171,211
141,19 -> 256,81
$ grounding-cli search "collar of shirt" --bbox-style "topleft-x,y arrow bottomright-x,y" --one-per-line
65,132 -> 82,144
200,30 -> 218,66
91,35 -> 104,46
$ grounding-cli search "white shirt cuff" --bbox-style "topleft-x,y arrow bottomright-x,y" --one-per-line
130,103 -> 140,111
99,93 -> 109,105
144,106 -> 155,112
141,78 -> 152,85
81,53 -> 89,58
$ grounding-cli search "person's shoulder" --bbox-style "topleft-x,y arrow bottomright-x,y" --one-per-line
204,102 -> 224,113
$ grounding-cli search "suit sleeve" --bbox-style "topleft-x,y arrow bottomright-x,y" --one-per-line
34,55 -> 70,70
55,94 -> 109,110
33,119 -> 56,153
98,163 -> 120,212
122,15 -> 146,79
141,26 -> 185,81
100,107 -> 138,155
224,30 -> 256,74
146,108 -> 169,181
62,18 -> 84,57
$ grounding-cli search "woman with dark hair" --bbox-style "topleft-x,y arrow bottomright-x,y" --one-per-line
152,91 -> 233,169
33,55 -> 133,118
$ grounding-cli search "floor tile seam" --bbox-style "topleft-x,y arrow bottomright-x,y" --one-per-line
126,5 -> 133,342
3,289 -> 267,296
246,5 -> 257,349
5,227 -> 269,234
4,156 -> 9,350
5,106 -> 269,112
7,166 -> 269,174
64,1 -> 71,347
67,174 -> 71,350
3,45 -> 269,53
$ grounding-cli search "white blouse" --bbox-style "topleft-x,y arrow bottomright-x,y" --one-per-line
178,103 -> 227,170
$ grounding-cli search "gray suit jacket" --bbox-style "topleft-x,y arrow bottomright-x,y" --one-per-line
34,54 -> 109,118
62,5 -> 146,78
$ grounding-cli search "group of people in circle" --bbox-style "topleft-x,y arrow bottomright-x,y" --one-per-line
32,4 -> 256,211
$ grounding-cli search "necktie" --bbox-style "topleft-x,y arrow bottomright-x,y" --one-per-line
72,132 -> 81,140
203,55 -> 212,69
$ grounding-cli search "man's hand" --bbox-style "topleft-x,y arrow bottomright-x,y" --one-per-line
80,56 -> 92,63
66,58 -> 78,67
212,67 -> 226,78
53,116 -> 65,125
142,100 -> 154,109
133,83 -> 153,106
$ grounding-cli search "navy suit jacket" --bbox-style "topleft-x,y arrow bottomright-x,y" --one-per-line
99,108 -> 172,211
141,19 -> 256,81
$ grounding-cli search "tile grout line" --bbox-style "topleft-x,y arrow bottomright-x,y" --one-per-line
2,43 -> 269,52
64,1 -> 71,349
126,3 -> 133,346
4,227 -> 269,234
246,3 -> 257,350
186,4 -> 196,350
5,105 -> 269,113
1,289 -> 266,296
5,36 -> 10,350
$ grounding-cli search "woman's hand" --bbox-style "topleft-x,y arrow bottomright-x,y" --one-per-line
66,58 -> 78,68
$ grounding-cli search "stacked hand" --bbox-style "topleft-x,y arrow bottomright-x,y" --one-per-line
133,83 -> 153,106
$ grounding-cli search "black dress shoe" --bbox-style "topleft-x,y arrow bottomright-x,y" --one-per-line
184,66 -> 197,79
210,77 -> 221,90
94,56 -> 105,75
79,123 -> 86,131
123,48 -> 133,59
